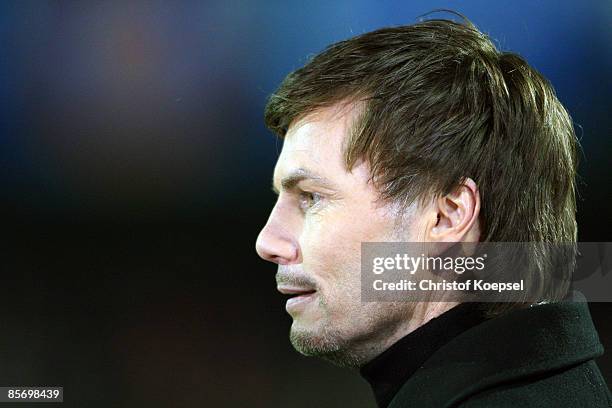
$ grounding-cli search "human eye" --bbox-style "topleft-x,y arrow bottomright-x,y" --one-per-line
298,191 -> 323,212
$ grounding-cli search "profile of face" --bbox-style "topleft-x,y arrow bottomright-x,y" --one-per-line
255,102 -> 480,367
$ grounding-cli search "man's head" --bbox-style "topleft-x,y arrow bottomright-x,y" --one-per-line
256,17 -> 578,366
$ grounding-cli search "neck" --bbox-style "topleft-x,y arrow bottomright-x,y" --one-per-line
320,301 -> 460,369
363,301 -> 460,366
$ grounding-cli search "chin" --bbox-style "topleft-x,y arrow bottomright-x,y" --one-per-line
290,318 -> 336,352
288,320 -> 367,368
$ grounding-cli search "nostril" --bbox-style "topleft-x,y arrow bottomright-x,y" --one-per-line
256,222 -> 300,264
255,241 -> 274,262
256,237 -> 300,265
270,255 -> 291,265
256,237 -> 281,263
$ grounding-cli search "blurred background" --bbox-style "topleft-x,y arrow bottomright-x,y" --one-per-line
1,1 -> 610,407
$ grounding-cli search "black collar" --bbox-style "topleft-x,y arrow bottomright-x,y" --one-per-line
360,302 -> 490,408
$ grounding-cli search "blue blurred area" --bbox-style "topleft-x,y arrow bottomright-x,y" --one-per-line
0,1 -> 610,224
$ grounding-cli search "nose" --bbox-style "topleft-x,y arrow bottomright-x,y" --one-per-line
256,221 -> 300,265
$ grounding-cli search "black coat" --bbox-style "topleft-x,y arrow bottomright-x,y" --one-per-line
389,298 -> 611,407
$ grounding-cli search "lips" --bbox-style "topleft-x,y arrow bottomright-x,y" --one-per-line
277,286 -> 318,314
277,286 -> 317,297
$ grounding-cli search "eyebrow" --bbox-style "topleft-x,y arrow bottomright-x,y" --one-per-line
272,167 -> 336,194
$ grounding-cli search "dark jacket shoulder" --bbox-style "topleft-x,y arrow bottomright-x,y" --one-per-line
389,297 -> 612,407
459,359 -> 611,407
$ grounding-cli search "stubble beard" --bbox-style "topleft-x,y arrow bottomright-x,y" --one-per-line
288,298 -> 414,368
289,321 -> 367,368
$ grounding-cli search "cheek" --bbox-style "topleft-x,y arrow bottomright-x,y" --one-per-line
299,209 -> 393,284
301,211 -> 363,259
300,216 -> 355,275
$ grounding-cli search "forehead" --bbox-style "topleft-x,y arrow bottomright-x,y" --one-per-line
273,102 -> 359,182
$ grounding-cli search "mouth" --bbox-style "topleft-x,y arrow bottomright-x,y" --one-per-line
277,286 -> 318,313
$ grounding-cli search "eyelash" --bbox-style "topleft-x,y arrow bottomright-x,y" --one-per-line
298,191 -> 322,212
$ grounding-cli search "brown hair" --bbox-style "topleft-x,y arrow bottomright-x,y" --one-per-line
264,16 -> 578,316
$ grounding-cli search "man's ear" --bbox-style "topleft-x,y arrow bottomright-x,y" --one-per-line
428,177 -> 481,242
